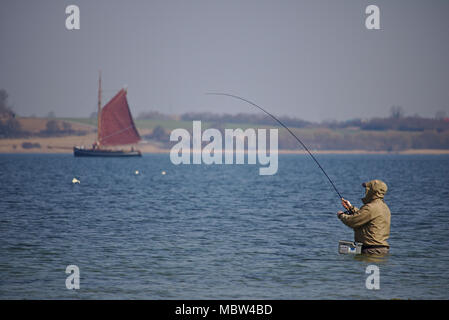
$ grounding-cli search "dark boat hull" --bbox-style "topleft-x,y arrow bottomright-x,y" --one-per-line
73,147 -> 142,157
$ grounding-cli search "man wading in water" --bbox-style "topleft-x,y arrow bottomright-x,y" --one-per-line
337,180 -> 391,255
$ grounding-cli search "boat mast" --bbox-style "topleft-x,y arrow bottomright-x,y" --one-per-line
97,70 -> 102,146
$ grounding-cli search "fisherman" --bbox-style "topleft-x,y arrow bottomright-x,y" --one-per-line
337,179 -> 391,255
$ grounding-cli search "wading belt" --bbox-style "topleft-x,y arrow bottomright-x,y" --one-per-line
362,244 -> 389,250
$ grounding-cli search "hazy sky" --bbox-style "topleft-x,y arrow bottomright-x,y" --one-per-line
1,0 -> 448,122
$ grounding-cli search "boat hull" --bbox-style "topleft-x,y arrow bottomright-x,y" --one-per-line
73,147 -> 142,157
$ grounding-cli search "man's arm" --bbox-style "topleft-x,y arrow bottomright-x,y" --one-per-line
338,204 -> 372,228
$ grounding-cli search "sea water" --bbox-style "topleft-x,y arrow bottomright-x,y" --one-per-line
0,154 -> 448,299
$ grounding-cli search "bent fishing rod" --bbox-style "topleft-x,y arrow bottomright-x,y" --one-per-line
206,92 -> 351,211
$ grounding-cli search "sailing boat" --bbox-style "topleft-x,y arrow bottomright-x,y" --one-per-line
74,73 -> 142,157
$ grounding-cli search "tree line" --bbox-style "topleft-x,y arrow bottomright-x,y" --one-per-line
138,107 -> 449,132
0,89 -> 23,138
1,89 -> 82,138
2,87 -> 449,150
140,106 -> 449,151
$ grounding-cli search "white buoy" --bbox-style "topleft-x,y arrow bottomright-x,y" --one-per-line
161,171 -> 166,175
135,170 -> 139,175
72,178 -> 80,184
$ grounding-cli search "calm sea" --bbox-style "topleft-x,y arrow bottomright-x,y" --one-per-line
0,153 -> 448,299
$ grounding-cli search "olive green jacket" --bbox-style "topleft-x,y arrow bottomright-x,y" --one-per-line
338,180 -> 391,247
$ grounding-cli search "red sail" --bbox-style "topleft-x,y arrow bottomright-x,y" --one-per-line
99,89 -> 141,146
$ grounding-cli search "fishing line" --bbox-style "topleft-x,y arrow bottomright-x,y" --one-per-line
206,92 -> 345,202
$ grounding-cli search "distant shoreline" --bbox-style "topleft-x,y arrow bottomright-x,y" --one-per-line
2,117 -> 449,155
1,135 -> 449,155
2,149 -> 449,155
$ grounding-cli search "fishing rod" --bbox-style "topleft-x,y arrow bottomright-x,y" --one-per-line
206,92 -> 351,209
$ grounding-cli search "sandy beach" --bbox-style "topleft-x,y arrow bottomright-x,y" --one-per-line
0,133 -> 166,154
1,134 -> 448,155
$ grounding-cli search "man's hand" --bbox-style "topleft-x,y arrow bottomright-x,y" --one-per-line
341,198 -> 352,210
337,210 -> 344,218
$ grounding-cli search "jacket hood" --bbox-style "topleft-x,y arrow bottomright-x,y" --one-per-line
362,180 -> 388,204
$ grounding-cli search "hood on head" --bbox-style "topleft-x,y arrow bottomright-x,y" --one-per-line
362,180 -> 388,204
